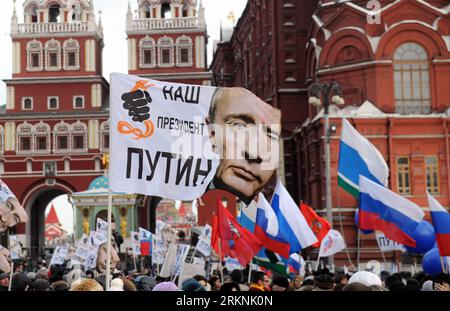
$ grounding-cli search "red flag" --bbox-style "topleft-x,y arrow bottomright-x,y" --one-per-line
300,202 -> 331,248
212,200 -> 262,266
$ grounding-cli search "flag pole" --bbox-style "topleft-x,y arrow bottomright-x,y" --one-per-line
105,190 -> 113,291
439,256 -> 446,274
218,238 -> 224,283
8,261 -> 14,291
315,255 -> 321,271
247,261 -> 252,284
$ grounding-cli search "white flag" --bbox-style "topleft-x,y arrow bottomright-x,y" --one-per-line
156,220 -> 166,237
318,229 -> 346,258
200,224 -> 212,240
109,73 -> 218,200
50,245 -> 69,266
9,235 -> 22,260
375,231 -> 406,253
159,243 -> 178,278
173,245 -> 190,276
195,236 -> 212,257
130,231 -> 141,256
96,218 -> 108,238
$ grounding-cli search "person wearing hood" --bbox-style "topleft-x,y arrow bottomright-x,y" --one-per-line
0,271 -> 9,292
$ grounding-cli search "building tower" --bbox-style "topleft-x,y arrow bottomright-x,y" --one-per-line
126,0 -> 212,85
1,0 -> 109,257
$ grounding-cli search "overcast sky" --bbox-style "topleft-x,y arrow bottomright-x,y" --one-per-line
0,0 -> 246,107
1,0 -> 246,233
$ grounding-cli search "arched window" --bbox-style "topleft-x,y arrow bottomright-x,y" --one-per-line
139,36 -> 156,68
27,40 -> 43,71
25,4 -> 38,23
16,122 -> 34,154
161,2 -> 171,19
71,121 -> 88,152
158,37 -> 174,67
34,121 -> 51,153
49,4 -> 61,23
393,42 -> 431,114
53,121 -> 71,152
71,2 -> 82,21
143,2 -> 151,18
63,39 -> 80,70
100,121 -> 110,151
176,36 -> 193,67
45,39 -> 61,70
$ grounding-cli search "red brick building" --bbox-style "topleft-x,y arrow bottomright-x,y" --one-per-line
123,0 -> 238,230
0,0 -> 108,257
300,0 -> 450,266
211,0 -> 450,267
210,0 -> 319,199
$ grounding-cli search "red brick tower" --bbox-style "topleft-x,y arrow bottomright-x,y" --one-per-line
0,0 -> 109,257
126,0 -> 212,85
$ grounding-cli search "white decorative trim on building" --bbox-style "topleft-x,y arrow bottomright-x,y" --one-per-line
128,38 -> 137,70
63,38 -> 80,70
176,35 -> 193,67
12,42 -> 21,74
6,86 -> 15,110
44,38 -> 62,71
47,96 -> 60,110
73,95 -> 85,109
71,120 -> 88,154
158,36 -> 175,67
99,120 -> 109,152
139,36 -> 156,68
33,121 -> 51,154
53,121 -> 71,154
26,39 -> 43,72
21,97 -> 34,111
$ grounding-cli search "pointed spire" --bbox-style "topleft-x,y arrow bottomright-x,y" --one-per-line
127,0 -> 133,30
11,0 -> 18,34
98,10 -> 103,36
198,0 -> 205,26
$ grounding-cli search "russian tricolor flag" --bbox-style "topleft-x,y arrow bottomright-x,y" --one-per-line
338,119 -> 389,198
139,227 -> 152,256
428,192 -> 450,256
254,193 -> 291,258
359,176 -> 424,247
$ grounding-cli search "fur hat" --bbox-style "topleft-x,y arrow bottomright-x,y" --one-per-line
70,278 -> 104,291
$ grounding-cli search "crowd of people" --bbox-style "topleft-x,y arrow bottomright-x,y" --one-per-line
1,259 -> 450,292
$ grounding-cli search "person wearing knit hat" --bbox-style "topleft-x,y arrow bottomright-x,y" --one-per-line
348,271 -> 382,287
421,280 -> 434,291
109,278 -> 124,291
0,271 -> 9,292
152,281 -> 179,291
181,278 -> 206,291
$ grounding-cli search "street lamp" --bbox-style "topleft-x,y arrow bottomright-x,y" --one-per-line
308,82 -> 345,267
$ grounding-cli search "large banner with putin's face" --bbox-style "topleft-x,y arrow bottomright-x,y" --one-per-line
110,73 -> 281,205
